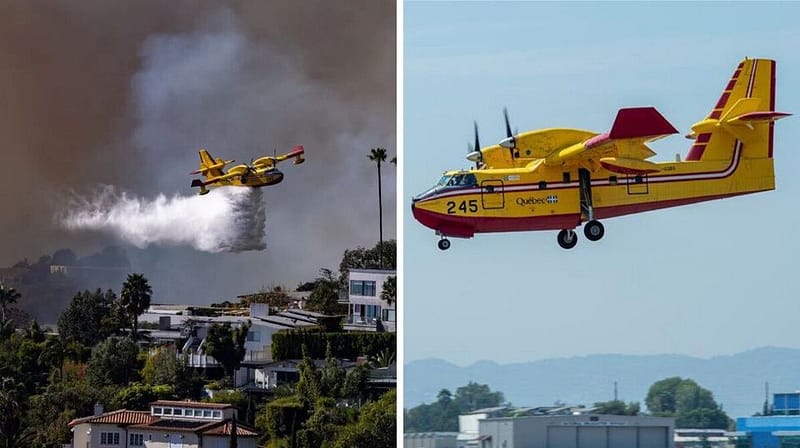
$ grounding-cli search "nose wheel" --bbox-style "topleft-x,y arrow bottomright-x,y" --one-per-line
557,229 -> 577,249
583,220 -> 605,241
437,238 -> 451,251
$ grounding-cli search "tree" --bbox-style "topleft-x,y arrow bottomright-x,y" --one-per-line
0,377 -> 27,448
141,346 -> 181,386
205,321 -> 251,383
0,282 -> 21,322
380,276 -> 396,305
58,289 -> 118,347
368,147 -> 388,269
405,382 -> 504,432
87,336 -> 140,388
120,273 -> 152,337
306,269 -> 343,315
593,400 -> 640,416
113,383 -> 175,410
645,377 -> 730,429
333,389 -> 395,448
339,240 -> 396,279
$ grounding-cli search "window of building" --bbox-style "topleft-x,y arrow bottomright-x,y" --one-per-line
173,408 -> 183,416
152,407 -> 163,415
213,410 -> 222,418
163,408 -> 173,415
382,309 -> 396,322
350,280 -> 376,296
203,410 -> 212,418
100,432 -> 120,445
129,433 -> 144,447
246,330 -> 261,342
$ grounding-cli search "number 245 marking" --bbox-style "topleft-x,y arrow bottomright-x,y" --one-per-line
446,200 -> 478,214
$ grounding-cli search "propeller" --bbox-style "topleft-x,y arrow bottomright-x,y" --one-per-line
499,107 -> 517,158
465,121 -> 483,168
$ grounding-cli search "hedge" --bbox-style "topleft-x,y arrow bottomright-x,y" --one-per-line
271,330 -> 395,361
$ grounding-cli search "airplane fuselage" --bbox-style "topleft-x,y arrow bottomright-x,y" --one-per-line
412,138 -> 774,239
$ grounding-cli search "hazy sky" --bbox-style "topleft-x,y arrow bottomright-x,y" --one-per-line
1,2 -> 395,309
404,2 -> 800,365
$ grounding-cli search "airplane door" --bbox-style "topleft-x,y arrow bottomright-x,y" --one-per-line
626,174 -> 649,195
481,180 -> 504,209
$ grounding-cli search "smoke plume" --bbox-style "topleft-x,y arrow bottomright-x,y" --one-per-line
1,1 -> 395,310
61,187 -> 266,253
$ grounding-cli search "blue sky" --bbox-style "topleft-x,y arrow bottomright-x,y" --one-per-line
404,2 -> 800,365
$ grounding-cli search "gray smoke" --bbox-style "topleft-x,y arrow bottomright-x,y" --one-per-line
61,186 -> 266,253
1,2 -> 395,308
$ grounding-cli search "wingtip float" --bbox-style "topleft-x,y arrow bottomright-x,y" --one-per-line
190,145 -> 305,196
412,58 -> 790,250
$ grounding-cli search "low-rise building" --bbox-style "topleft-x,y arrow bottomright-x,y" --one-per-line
68,400 -> 258,448
345,268 -> 396,332
405,432 -> 459,448
477,414 -> 675,448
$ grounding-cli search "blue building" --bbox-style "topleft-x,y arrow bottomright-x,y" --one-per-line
774,393 -> 800,415
735,393 -> 800,448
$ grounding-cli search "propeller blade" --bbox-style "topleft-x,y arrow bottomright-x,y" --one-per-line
473,121 -> 481,152
499,107 -> 516,151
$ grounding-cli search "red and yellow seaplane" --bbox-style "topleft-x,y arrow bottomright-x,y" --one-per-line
412,58 -> 789,250
190,145 -> 305,195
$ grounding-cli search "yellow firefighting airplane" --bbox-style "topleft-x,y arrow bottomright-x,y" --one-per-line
190,145 -> 305,195
412,58 -> 789,250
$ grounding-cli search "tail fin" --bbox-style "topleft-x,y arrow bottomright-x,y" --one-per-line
686,59 -> 789,161
191,149 -> 228,177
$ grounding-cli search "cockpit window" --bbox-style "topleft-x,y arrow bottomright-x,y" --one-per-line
437,175 -> 451,186
461,174 -> 477,186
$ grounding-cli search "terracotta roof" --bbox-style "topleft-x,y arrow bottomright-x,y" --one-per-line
69,410 -> 156,427
150,400 -> 233,409
201,421 -> 259,437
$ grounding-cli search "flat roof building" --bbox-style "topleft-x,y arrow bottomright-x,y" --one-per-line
477,414 -> 675,448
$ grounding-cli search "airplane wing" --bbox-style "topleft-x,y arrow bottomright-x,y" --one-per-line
545,108 -> 678,172
252,145 -> 305,170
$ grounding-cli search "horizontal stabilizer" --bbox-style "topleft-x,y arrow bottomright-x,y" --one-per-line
599,157 -> 661,175
609,107 -> 679,140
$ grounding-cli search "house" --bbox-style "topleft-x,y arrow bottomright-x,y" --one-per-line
139,303 -> 319,387
68,400 -> 258,448
345,268 -> 396,332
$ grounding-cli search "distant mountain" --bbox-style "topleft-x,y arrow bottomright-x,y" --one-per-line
405,347 -> 800,418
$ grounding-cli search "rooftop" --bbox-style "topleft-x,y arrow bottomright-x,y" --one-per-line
69,410 -> 156,427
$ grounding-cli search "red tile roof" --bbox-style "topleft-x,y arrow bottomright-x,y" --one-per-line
69,410 -> 156,427
201,421 -> 259,437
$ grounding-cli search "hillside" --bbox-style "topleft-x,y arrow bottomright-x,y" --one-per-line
405,347 -> 800,418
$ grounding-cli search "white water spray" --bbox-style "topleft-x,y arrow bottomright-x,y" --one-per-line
61,186 -> 266,253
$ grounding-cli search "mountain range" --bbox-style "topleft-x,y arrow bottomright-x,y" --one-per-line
405,347 -> 800,418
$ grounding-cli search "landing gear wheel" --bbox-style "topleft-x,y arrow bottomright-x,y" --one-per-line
557,229 -> 578,249
584,220 -> 605,241
241,175 -> 248,184
437,238 -> 451,251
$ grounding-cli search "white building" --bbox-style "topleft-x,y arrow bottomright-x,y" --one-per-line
345,268 -> 396,332
141,303 -> 319,387
68,401 -> 258,448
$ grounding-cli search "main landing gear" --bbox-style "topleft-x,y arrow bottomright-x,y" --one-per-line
437,238 -> 451,251
556,167 -> 605,249
557,220 -> 605,250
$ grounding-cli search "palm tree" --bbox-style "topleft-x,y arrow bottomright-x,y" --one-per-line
0,283 -> 21,322
368,148 -> 388,268
120,273 -> 152,338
